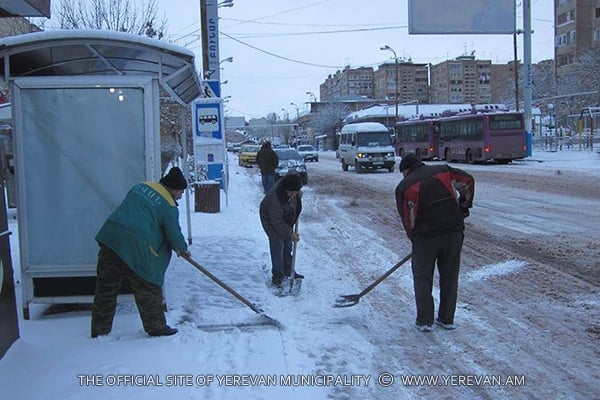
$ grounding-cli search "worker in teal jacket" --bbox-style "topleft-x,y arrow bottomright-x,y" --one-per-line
91,167 -> 190,338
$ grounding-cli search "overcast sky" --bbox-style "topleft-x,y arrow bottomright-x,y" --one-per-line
157,0 -> 554,120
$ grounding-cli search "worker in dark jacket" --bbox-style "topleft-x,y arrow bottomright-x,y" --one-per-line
256,140 -> 279,194
395,153 -> 474,332
91,167 -> 190,338
259,173 -> 303,286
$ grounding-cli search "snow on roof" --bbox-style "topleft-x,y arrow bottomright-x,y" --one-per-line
0,30 -> 202,105
0,29 -> 196,59
344,103 -> 474,122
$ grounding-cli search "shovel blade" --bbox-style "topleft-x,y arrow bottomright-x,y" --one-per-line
278,277 -> 302,296
334,294 -> 361,308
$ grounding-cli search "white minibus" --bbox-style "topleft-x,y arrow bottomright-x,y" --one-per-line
338,122 -> 396,172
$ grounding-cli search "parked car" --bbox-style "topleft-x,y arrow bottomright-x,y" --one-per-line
297,144 -> 319,162
238,144 -> 260,167
274,148 -> 308,185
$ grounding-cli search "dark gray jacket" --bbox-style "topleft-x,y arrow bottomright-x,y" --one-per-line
259,179 -> 302,240
256,145 -> 279,175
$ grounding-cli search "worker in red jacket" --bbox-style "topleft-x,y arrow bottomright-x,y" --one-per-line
395,153 -> 474,332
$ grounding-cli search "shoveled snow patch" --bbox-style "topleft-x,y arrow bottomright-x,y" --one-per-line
463,260 -> 527,283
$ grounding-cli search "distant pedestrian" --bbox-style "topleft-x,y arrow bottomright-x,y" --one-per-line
91,167 -> 190,338
256,139 -> 279,194
395,154 -> 474,332
259,173 -> 304,287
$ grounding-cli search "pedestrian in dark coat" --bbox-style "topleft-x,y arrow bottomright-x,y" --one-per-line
256,140 -> 279,194
395,153 -> 474,332
91,167 -> 190,338
259,173 -> 303,286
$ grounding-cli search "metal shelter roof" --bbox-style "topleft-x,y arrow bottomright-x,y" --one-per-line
0,30 -> 202,105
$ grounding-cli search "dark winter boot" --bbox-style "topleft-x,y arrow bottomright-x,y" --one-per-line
148,325 -> 178,337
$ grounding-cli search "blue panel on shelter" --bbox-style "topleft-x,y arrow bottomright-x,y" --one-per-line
207,163 -> 224,189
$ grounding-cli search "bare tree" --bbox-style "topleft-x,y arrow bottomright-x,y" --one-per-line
308,102 -> 350,151
556,49 -> 600,120
53,0 -> 166,38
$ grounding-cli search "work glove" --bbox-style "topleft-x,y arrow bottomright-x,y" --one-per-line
291,232 -> 300,242
461,207 -> 470,218
179,250 -> 191,258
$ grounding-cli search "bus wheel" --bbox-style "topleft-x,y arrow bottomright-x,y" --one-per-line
342,159 -> 348,171
466,150 -> 474,164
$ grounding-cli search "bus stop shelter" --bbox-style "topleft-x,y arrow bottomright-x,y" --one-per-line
0,30 -> 202,319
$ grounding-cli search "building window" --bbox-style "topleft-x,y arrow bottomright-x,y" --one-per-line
596,7 -> 600,18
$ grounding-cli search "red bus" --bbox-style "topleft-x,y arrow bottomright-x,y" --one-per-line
437,111 -> 527,164
394,118 -> 440,160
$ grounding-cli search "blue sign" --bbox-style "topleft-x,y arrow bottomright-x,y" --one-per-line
193,99 -> 223,140
203,80 -> 221,98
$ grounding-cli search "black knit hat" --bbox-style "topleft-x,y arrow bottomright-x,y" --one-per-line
160,167 -> 188,190
399,153 -> 422,172
280,173 -> 303,191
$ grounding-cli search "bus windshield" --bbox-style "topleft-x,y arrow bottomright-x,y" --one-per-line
489,114 -> 523,130
357,132 -> 392,147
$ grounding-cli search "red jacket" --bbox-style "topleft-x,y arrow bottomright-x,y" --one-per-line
395,162 -> 474,240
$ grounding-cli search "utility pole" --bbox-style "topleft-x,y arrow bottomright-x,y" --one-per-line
200,0 -> 221,80
523,0 -> 533,156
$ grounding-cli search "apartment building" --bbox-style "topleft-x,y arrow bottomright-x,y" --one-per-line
555,0 -> 600,74
373,60 -> 429,105
429,55 -> 492,104
319,66 -> 373,101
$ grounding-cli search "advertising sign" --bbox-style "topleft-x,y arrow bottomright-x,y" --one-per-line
408,0 -> 515,34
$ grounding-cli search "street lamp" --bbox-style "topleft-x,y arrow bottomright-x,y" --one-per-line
205,57 -> 233,79
290,102 -> 300,120
218,0 -> 233,8
380,45 -> 399,123
306,91 -> 317,102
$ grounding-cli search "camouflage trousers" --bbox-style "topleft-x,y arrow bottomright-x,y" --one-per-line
91,244 -> 166,337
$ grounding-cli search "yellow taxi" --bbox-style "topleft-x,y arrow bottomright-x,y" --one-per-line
238,144 -> 260,167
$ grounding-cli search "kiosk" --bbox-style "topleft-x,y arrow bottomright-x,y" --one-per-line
0,31 -> 202,319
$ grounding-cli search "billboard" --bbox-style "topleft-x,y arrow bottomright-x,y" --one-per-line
408,0 -> 515,34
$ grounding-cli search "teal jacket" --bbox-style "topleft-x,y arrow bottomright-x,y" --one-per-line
96,182 -> 188,286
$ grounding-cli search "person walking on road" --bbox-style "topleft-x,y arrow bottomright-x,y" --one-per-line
256,139 -> 279,194
259,173 -> 304,287
91,167 -> 190,338
395,153 -> 474,332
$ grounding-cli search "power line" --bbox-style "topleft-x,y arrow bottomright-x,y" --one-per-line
224,25 -> 406,39
219,31 -> 344,68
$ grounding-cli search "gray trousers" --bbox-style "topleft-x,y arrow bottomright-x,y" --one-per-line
91,244 -> 166,336
411,230 -> 464,326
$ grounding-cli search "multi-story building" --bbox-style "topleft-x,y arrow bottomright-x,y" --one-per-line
0,16 -> 40,38
429,55 -> 492,104
373,60 -> 429,105
320,66 -> 373,101
554,0 -> 599,74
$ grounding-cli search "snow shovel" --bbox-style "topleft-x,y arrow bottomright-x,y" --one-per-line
280,220 -> 302,296
183,255 -> 282,328
334,253 -> 412,308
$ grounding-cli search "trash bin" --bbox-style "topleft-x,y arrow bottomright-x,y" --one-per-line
194,181 -> 220,213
